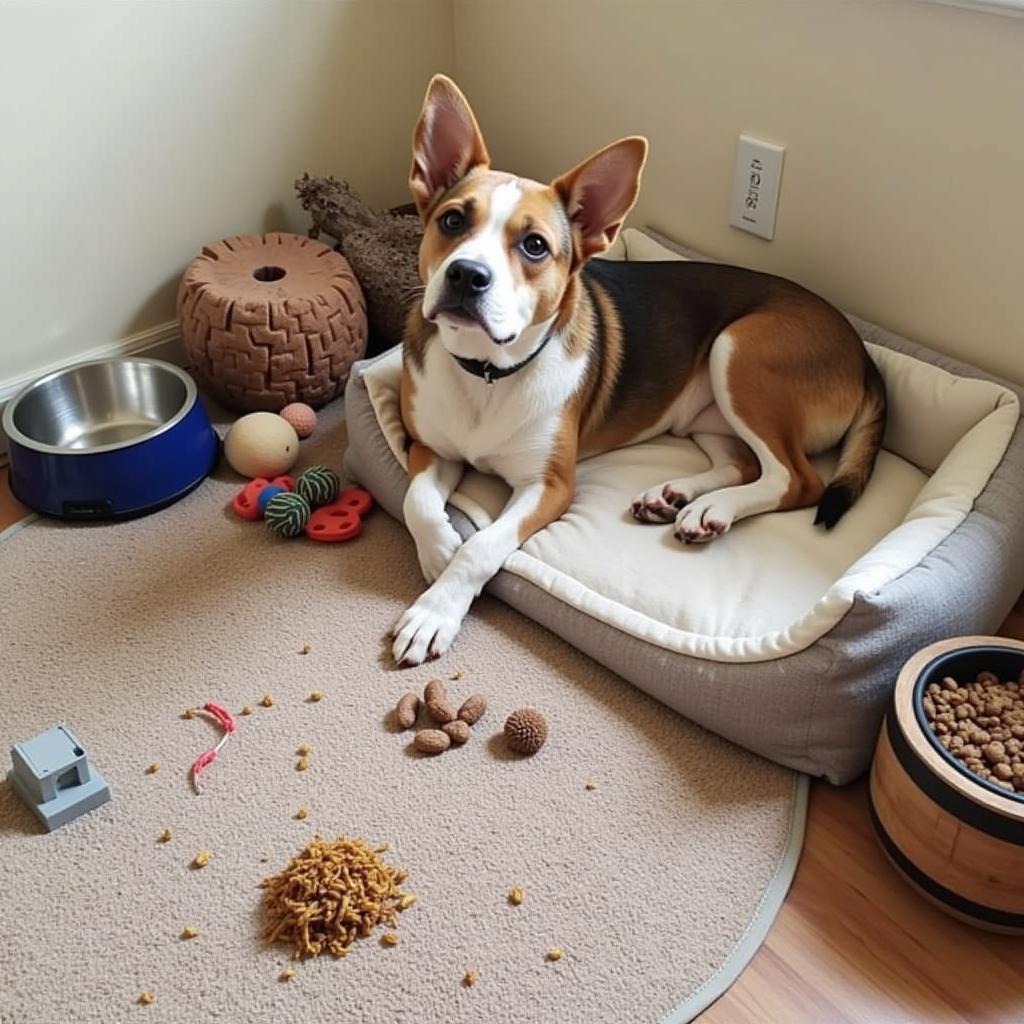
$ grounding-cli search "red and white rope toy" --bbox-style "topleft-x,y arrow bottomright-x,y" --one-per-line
188,702 -> 236,794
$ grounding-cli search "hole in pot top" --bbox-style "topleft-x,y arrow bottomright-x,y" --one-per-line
253,266 -> 286,282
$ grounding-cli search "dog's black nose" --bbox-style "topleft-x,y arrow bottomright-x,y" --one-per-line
446,259 -> 492,298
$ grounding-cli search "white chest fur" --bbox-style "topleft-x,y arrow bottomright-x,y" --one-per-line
409,332 -> 586,485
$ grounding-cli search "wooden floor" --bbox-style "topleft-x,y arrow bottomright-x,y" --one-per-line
1,468 -> 1022,1021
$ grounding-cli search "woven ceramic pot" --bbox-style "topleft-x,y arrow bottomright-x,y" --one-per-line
177,232 -> 367,412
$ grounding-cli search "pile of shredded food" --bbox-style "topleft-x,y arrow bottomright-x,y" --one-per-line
261,836 -> 409,960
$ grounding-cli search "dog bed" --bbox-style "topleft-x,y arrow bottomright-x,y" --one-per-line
344,228 -> 1024,782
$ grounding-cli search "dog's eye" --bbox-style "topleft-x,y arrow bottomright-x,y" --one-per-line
521,234 -> 549,260
439,209 -> 465,234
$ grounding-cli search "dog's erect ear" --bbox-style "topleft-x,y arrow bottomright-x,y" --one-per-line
552,137 -> 648,264
409,75 -> 490,220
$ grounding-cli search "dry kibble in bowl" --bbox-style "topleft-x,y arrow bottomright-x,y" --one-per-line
922,669 -> 1024,793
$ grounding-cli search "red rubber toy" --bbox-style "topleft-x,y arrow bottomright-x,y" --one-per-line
272,475 -> 295,492
231,478 -> 271,521
305,505 -> 362,543
331,488 -> 374,517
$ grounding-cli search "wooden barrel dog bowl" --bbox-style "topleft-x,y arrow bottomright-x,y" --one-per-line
869,636 -> 1024,933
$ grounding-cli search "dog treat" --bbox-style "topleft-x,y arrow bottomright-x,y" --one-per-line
414,729 -> 451,755
241,705 -> 254,716
145,762 -> 159,774
424,679 -> 447,705
193,851 -> 211,869
279,968 -> 296,982
138,991 -> 155,1005
546,948 -> 563,962
260,694 -> 275,708
462,970 -> 478,987
457,694 -> 487,725
443,720 -> 471,745
381,931 -> 400,947
504,708 -> 548,755
181,926 -> 199,940
426,699 -> 457,724
297,756 -> 310,772
923,670 -> 1024,791
296,806 -> 309,820
507,887 -> 525,906
308,691 -> 324,702
297,743 -> 312,756
261,835 -> 409,960
159,828 -> 172,843
395,692 -> 420,729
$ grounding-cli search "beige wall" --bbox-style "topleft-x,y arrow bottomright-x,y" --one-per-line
452,0 -> 1024,383
0,0 -> 452,389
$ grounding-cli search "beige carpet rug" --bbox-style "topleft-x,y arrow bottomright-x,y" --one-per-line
0,398 -> 805,1024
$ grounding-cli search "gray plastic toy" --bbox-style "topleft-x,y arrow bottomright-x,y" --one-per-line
7,724 -> 111,831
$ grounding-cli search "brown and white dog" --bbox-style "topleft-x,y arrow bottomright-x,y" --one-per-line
392,75 -> 885,666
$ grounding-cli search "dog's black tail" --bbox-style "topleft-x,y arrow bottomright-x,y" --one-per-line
814,355 -> 887,530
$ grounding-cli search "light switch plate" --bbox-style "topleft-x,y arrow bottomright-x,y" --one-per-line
729,134 -> 785,241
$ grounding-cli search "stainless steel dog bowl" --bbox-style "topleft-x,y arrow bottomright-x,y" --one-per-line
3,358 -> 219,519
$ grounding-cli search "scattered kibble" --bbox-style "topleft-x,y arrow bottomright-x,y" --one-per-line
299,644 -> 311,655
297,743 -> 312,756
145,763 -> 159,775
398,894 -> 417,911
507,887 -> 525,906
297,757 -> 310,772
192,851 -> 211,869
138,991 -> 155,1006
308,691 -> 323,703
546,947 -> 563,962
159,828 -> 172,843
585,782 -> 597,791
374,842 -> 390,853
295,806 -> 309,820
450,670 -> 464,682
279,967 -> 296,982
182,708 -> 194,720
260,694 -> 275,708
462,970 -> 478,987
181,926 -> 199,940
381,931 -> 400,947
241,705 -> 254,716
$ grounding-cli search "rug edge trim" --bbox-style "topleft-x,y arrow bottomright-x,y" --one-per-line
660,772 -> 810,1024
0,512 -> 38,545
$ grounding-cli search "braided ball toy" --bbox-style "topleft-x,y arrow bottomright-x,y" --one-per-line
296,465 -> 340,507
265,492 -> 311,538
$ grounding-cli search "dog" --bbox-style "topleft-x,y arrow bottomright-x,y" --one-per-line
391,75 -> 885,666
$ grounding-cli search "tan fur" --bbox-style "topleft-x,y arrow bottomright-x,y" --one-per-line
722,307 -> 866,510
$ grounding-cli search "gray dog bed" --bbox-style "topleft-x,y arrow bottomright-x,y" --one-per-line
344,229 -> 1024,783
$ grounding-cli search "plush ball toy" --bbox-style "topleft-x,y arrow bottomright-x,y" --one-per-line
264,491 -> 311,538
224,413 -> 300,478
296,465 -> 340,507
279,402 -> 317,439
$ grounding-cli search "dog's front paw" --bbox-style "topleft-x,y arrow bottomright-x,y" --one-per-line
392,589 -> 466,666
673,498 -> 733,544
416,524 -> 463,584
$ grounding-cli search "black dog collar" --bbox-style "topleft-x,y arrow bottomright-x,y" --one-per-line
452,332 -> 553,385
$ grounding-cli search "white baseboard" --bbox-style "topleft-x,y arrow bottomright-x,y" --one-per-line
0,321 -> 184,465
